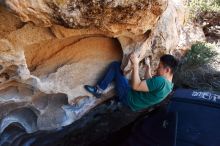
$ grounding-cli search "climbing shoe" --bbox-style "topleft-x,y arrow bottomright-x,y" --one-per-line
84,85 -> 103,98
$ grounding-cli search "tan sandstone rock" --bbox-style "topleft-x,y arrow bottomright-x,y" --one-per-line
5,0 -> 167,35
0,5 -> 24,39
0,0 -> 191,133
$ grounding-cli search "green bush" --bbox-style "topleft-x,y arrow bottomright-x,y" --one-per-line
187,0 -> 220,18
182,42 -> 217,68
174,42 -> 220,91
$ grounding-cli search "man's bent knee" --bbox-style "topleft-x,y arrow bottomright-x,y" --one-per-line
109,61 -> 121,67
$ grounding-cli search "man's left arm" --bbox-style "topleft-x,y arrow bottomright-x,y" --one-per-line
130,53 -> 149,92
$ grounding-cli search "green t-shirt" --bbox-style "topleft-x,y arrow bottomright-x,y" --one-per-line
127,76 -> 173,111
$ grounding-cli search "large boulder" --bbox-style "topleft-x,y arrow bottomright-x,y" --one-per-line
0,0 -> 194,144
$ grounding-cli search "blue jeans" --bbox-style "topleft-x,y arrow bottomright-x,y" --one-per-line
97,61 -> 131,105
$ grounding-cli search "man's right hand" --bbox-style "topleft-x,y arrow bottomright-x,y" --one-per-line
144,64 -> 151,73
143,58 -> 152,79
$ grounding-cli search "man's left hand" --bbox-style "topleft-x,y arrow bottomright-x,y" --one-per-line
130,52 -> 140,66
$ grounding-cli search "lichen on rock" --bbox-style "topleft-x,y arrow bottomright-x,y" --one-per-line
5,0 -> 167,35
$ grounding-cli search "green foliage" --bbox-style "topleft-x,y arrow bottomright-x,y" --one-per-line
187,0 -> 220,18
174,42 -> 220,91
183,42 -> 217,68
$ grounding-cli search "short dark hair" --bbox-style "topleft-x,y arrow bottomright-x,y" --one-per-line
160,54 -> 178,73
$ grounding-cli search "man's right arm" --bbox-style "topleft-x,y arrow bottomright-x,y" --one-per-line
143,58 -> 152,79
144,65 -> 152,79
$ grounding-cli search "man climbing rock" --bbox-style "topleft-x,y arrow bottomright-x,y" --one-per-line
84,53 -> 178,111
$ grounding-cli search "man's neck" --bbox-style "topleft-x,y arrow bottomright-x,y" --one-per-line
162,74 -> 173,83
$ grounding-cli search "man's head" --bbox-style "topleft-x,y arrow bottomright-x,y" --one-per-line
156,54 -> 178,76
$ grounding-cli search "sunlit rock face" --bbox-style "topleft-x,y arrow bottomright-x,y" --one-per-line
5,0 -> 167,34
0,0 -> 189,143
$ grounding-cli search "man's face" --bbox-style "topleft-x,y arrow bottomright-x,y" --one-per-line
156,62 -> 168,76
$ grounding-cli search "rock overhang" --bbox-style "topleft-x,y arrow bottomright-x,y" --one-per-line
0,0 -> 189,135
5,0 -> 167,36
